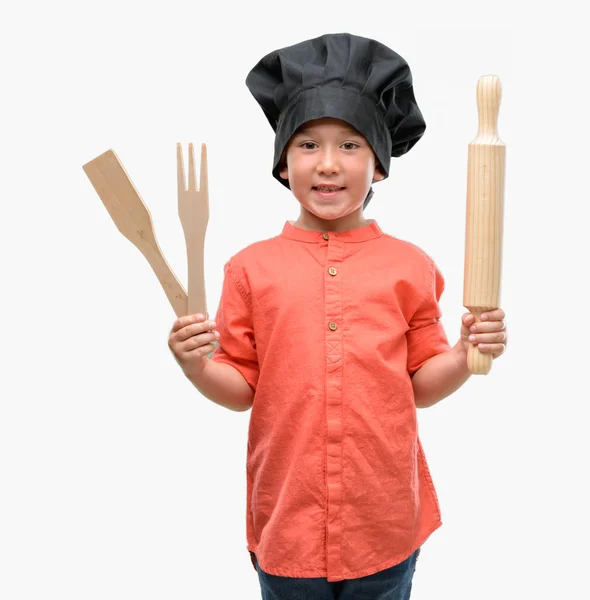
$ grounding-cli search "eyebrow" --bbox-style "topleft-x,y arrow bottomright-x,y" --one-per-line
295,126 -> 361,137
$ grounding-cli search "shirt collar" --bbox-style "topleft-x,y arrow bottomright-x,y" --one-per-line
281,220 -> 383,243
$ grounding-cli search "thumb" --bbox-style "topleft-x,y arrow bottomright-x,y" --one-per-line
461,312 -> 475,334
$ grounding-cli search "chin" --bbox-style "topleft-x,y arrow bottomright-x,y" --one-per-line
308,207 -> 349,220
312,203 -> 357,217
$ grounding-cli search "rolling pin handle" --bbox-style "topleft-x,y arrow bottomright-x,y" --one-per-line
466,307 -> 493,375
475,75 -> 502,142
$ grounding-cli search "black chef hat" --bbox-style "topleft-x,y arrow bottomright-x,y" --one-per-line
245,32 -> 426,209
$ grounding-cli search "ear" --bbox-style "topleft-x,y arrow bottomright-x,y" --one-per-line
279,165 -> 289,179
372,164 -> 385,182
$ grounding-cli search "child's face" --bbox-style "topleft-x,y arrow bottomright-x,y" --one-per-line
279,118 -> 384,226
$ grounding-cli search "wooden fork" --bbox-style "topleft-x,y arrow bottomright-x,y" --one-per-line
177,143 -> 209,318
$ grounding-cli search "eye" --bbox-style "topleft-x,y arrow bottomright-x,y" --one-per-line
342,142 -> 360,150
299,141 -> 317,150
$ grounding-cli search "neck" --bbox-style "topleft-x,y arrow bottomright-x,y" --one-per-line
293,207 -> 370,232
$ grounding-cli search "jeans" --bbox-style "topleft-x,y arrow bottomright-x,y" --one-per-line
254,548 -> 421,600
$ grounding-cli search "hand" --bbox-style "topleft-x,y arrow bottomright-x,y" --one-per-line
168,312 -> 220,376
459,308 -> 507,359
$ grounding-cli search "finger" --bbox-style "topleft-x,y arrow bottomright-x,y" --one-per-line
461,314 -> 475,330
461,313 -> 476,332
476,343 -> 506,357
180,331 -> 219,354
480,308 -> 505,321
171,312 -> 207,333
469,331 -> 507,345
177,318 -> 217,342
469,320 -> 506,333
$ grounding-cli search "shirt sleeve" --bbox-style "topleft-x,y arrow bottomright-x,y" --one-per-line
209,259 -> 260,391
406,258 -> 452,377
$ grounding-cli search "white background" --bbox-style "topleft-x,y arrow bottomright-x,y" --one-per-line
1,1 -> 588,598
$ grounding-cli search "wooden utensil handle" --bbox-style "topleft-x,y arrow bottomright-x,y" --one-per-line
141,242 -> 188,318
466,308 -> 493,375
185,240 -> 207,316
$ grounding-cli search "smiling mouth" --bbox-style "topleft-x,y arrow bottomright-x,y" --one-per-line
312,186 -> 345,192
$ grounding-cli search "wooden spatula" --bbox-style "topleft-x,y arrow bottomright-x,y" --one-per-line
82,149 -> 188,317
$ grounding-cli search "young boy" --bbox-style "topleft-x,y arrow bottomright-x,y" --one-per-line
168,33 -> 507,599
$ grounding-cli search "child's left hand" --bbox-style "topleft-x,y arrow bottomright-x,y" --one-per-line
459,308 -> 507,359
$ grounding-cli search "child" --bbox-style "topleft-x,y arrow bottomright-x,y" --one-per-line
168,33 -> 507,599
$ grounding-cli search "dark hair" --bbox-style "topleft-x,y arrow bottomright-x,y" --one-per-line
362,188 -> 373,209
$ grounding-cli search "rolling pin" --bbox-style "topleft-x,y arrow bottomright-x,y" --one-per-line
463,75 -> 506,375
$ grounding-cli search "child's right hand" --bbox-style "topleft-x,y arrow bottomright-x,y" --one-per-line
168,313 -> 220,376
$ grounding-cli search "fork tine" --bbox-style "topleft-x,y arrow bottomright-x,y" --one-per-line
176,143 -> 186,192
188,142 -> 196,191
200,143 -> 208,195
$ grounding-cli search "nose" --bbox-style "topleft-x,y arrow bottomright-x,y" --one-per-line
316,147 -> 339,174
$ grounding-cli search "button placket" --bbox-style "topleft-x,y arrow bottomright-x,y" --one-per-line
324,238 -> 345,578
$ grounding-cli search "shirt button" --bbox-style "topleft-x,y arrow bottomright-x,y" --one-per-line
328,321 -> 338,331
323,233 -> 329,240
328,267 -> 337,276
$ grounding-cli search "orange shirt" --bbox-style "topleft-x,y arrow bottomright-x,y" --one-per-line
210,219 -> 451,582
